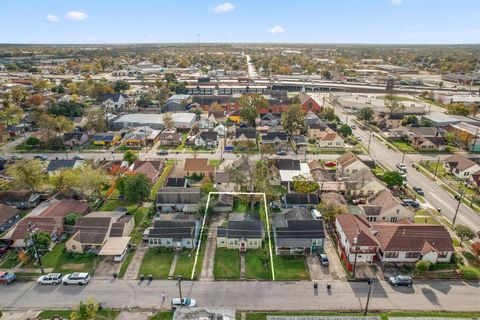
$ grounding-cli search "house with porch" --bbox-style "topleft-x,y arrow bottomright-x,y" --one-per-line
273,218 -> 325,255
146,219 -> 200,249
155,187 -> 201,213
217,220 -> 263,251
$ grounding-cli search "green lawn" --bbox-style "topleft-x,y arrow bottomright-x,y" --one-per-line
414,216 -> 439,224
37,309 -> 120,320
149,311 -> 174,320
39,242 -> 101,275
99,198 -> 136,212
191,233 -> 207,280
0,251 -> 19,269
273,255 -> 310,280
391,141 -> 417,153
232,199 -> 248,212
138,248 -> 175,279
149,162 -> 174,200
173,250 -> 196,278
118,249 -> 135,278
245,250 -> 272,280
208,159 -> 222,167
213,248 -> 240,280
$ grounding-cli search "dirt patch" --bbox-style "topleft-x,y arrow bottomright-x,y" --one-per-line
62,263 -> 86,271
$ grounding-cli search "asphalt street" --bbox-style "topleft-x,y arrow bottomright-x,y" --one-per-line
0,279 -> 479,312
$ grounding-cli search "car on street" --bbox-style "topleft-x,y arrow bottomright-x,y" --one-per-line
11,155 -> 23,160
396,163 -> 407,172
389,275 -> 413,287
157,150 -> 169,156
0,272 -> 16,285
34,155 -> 48,161
0,240 -> 13,254
317,253 -> 329,266
351,124 -> 356,129
62,272 -> 90,285
171,297 -> 196,310
37,273 -> 63,285
276,150 -> 287,156
356,135 -> 363,141
402,198 -> 420,208
72,155 -> 85,160
413,187 -> 424,196
399,171 -> 407,181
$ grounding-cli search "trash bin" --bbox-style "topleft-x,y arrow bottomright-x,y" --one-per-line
327,283 -> 331,290
148,274 -> 153,281
313,282 -> 318,289
112,272 -> 118,279
140,274 -> 145,281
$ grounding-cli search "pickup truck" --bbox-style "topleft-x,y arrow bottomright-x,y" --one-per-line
0,272 -> 16,285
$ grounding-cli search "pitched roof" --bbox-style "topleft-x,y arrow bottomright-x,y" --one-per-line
336,214 -> 379,247
156,187 -> 201,205
235,127 -> 257,139
166,177 -> 187,187
72,217 -> 111,245
275,220 -> 325,239
132,160 -> 164,181
102,93 -> 125,103
63,132 -> 85,141
214,172 -> 231,184
184,158 -> 214,173
320,133 -> 341,142
336,152 -> 360,168
46,159 -> 80,172
262,131 -> 288,142
217,220 -> 263,238
40,199 -> 90,218
372,223 -> 454,252
363,189 -> 406,216
198,131 -> 218,141
0,204 -> 20,224
0,190 -> 33,203
11,216 -> 63,240
284,193 -> 319,206
275,159 -> 300,171
444,154 -> 478,172
148,220 -> 197,240
282,207 -> 312,221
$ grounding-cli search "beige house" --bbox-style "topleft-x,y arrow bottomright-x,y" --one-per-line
66,211 -> 134,254
336,152 -> 370,177
318,133 -> 344,148
217,220 -> 263,251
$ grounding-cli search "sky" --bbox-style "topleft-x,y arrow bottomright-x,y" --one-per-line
0,0 -> 479,44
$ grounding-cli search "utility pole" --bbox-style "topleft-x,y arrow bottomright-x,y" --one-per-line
367,130 -> 372,154
401,151 -> 406,165
144,126 -> 148,154
364,278 -> 374,316
470,128 -> 479,153
352,235 -> 359,279
468,55 -> 479,95
432,157 -> 440,181
452,189 -> 465,228
176,275 -> 183,303
28,222 -> 45,275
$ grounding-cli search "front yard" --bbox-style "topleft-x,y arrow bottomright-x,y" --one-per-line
173,250 -> 196,278
273,255 -> 310,280
245,249 -> 272,280
39,242 -> 101,275
138,248 -> 175,279
213,248 -> 240,280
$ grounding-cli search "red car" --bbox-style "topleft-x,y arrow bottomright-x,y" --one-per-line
0,240 -> 13,254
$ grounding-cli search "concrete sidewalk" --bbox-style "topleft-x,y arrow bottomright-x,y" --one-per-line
123,242 -> 148,280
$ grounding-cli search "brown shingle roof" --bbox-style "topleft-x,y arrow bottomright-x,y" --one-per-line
0,190 -> 33,203
336,215 -> 379,247
0,204 -> 20,224
336,152 -> 360,168
11,217 -> 63,240
40,199 -> 90,218
184,158 -> 214,173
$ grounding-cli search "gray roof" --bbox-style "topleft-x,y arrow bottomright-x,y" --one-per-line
275,220 -> 325,240
217,220 -> 263,239
284,193 -> 319,206
73,217 -> 111,244
148,220 -> 198,240
235,128 -> 257,139
47,159 -> 79,172
275,159 -> 300,171
156,187 -> 201,205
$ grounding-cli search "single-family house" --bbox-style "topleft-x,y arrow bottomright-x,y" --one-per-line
123,127 -> 161,147
307,123 -> 328,140
213,124 -> 227,137
214,172 -> 235,192
260,113 -> 280,127
165,177 -> 187,188
0,190 -> 41,209
227,109 -> 241,123
410,136 -> 447,151
195,131 -> 219,149
63,132 -> 89,147
46,159 -> 84,174
336,152 -> 370,178
233,128 -> 257,146
214,193 -> 234,213
318,132 -> 344,148
351,189 -> 413,223
163,94 -> 192,113
158,132 -> 183,146
217,220 -> 264,251
92,132 -> 121,146
290,135 -> 308,154
0,204 -> 21,232
155,187 -> 201,212
130,159 -> 164,184
274,218 -> 325,255
260,131 -> 288,150
304,111 -> 323,126
444,154 -> 480,179
284,193 -> 319,209
184,158 -> 215,177
374,112 -> 404,129
147,219 -> 200,249
102,93 -> 126,110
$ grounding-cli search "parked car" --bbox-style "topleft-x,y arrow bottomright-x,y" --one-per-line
454,194 -> 461,201
352,198 -> 366,205
351,124 -> 356,129
413,187 -> 424,196
62,272 -> 90,286
396,163 -> 407,172
311,209 -> 323,220
317,253 -> 329,266
0,240 -> 13,254
389,275 -> 413,287
402,198 -> 420,208
0,272 -> 16,285
34,155 -> 48,161
11,155 -> 23,160
72,155 -> 85,160
114,248 -> 128,262
171,297 -> 196,310
37,273 -> 63,285
356,135 -> 363,141
276,150 -> 287,156
399,171 -> 407,181
157,150 -> 169,156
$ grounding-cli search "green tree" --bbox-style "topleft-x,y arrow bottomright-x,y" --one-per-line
339,124 -> 353,137
291,175 -> 319,193
415,260 -> 431,272
402,115 -> 419,125
162,113 -> 174,129
70,298 -> 100,320
238,94 -> 268,127
281,104 -> 305,135
64,213 -> 82,226
48,101 -> 85,118
200,178 -> 215,196
84,107 -> 107,134
382,171 -> 404,188
317,203 -> 345,225
446,103 -> 477,116
357,107 -> 373,123
26,136 -> 40,147
322,70 -> 332,80
49,169 -> 76,193
384,95 -> 405,114
34,112 -> 73,139
118,173 -> 151,203
455,225 -> 475,246
123,150 -> 138,165
113,80 -> 130,93
320,107 -> 338,122
26,231 -> 50,260
136,93 -> 153,108
7,160 -> 45,191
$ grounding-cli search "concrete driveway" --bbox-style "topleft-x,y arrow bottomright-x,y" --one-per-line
95,256 -> 122,279
199,214 -> 226,281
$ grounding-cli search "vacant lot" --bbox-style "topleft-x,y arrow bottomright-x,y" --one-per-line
245,250 -> 272,280
138,248 -> 175,279
273,255 -> 310,280
213,248 -> 240,279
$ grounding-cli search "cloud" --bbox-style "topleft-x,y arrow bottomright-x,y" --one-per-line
213,2 -> 234,13
391,0 -> 402,5
65,11 -> 88,21
268,25 -> 285,34
45,14 -> 59,23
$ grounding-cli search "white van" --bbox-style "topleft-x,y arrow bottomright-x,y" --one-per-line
114,248 -> 128,262
311,209 -> 323,220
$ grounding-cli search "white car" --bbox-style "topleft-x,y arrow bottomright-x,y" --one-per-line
171,297 -> 196,309
37,273 -> 63,285
73,155 -> 85,160
62,272 -> 90,286
114,248 -> 128,262
356,135 -> 363,141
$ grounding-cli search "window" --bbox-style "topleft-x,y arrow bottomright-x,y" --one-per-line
367,217 -> 377,222
406,252 -> 420,258
390,217 -> 398,222
438,251 -> 448,258
385,251 -> 399,258
72,245 -> 77,250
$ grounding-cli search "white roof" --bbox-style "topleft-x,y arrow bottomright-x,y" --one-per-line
279,163 -> 313,182
98,236 -> 131,256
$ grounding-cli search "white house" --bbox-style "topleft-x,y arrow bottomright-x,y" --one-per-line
102,93 -> 126,110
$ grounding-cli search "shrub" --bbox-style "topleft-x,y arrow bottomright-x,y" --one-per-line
415,260 -> 431,272
459,266 -> 480,280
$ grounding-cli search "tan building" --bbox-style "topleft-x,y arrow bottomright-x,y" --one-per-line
217,220 -> 263,251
